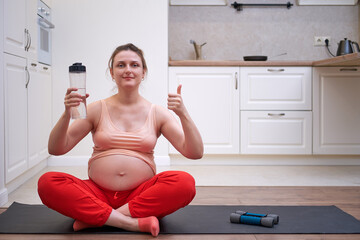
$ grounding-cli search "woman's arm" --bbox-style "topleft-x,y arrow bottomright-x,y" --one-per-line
48,88 -> 94,155
159,85 -> 203,159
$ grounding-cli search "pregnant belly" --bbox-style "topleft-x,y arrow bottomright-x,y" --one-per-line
88,155 -> 155,191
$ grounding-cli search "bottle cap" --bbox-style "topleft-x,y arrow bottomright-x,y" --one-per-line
69,63 -> 86,72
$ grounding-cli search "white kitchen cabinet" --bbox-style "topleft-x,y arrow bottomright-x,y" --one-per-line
28,63 -> 51,168
4,53 -> 50,183
313,67 -> 360,154
25,0 -> 38,60
240,67 -> 312,154
168,67 -> 240,154
241,111 -> 312,154
3,0 -> 37,60
4,53 -> 28,183
3,0 -> 48,184
240,67 -> 312,110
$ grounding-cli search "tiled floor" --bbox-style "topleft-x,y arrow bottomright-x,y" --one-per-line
4,165 -> 360,207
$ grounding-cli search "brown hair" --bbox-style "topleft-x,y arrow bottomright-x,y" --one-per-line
108,43 -> 148,75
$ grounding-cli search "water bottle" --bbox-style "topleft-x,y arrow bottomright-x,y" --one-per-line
69,63 -> 87,119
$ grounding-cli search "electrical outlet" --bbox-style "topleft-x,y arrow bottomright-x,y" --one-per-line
314,36 -> 331,46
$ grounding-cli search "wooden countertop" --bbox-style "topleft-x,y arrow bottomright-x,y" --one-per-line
169,53 -> 360,67
312,53 -> 360,67
168,60 -> 313,66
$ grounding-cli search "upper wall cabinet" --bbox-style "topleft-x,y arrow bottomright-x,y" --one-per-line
297,0 -> 358,5
170,0 -> 227,5
3,0 -> 37,60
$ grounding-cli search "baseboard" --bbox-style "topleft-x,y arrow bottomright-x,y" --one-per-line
154,156 -> 171,166
5,159 -> 48,194
47,156 -> 89,166
48,155 -> 171,166
0,188 -> 8,207
170,154 -> 360,166
48,154 -> 360,166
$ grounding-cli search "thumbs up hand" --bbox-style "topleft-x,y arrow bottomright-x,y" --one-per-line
176,84 -> 182,95
168,84 -> 187,117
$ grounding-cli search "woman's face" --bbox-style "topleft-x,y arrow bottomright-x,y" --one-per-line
110,50 -> 145,90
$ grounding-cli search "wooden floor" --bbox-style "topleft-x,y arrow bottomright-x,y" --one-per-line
1,186 -> 360,240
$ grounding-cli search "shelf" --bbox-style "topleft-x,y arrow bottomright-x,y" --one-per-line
297,0 -> 358,5
170,0 -> 227,6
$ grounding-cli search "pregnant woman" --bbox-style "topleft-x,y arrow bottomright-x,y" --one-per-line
37,43 -> 203,237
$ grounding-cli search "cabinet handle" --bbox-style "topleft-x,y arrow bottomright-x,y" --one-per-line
31,63 -> 37,67
39,18 -> 55,29
268,113 -> 285,117
25,66 -> 30,88
340,68 -> 357,72
235,72 -> 238,90
267,69 -> 285,72
27,31 -> 32,51
43,66 -> 48,70
24,29 -> 29,51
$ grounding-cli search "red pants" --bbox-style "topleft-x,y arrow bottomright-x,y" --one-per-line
37,171 -> 196,226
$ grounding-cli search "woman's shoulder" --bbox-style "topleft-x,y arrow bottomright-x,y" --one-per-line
153,104 -> 176,123
88,96 -> 113,111
153,104 -> 167,114
88,99 -> 103,113
86,99 -> 104,129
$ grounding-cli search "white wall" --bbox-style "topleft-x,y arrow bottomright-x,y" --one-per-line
169,2 -> 360,61
0,0 -> 8,206
51,0 -> 169,159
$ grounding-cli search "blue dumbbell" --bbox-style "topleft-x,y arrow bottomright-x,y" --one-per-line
236,210 -> 279,224
230,211 -> 279,228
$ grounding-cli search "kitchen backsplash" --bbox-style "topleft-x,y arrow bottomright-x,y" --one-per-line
169,1 -> 359,61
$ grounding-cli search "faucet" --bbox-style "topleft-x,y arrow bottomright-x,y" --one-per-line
190,40 -> 207,60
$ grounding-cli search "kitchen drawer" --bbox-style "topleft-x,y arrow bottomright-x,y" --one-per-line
240,67 -> 312,110
240,111 -> 312,154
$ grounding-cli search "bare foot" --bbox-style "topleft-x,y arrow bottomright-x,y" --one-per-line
73,220 -> 97,231
138,216 -> 160,237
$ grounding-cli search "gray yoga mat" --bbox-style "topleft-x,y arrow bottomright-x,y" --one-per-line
0,202 -> 360,234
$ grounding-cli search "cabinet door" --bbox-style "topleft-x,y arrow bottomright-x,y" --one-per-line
240,67 -> 312,110
169,67 -> 240,154
28,63 -> 51,168
241,111 -> 312,154
313,67 -> 360,154
4,53 -> 28,183
26,0 -> 38,60
4,0 -> 37,59
4,0 -> 27,57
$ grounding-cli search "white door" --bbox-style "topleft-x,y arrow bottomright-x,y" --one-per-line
169,67 -> 240,154
4,53 -> 28,183
241,111 -> 312,154
313,67 -> 360,154
4,0 -> 27,57
28,63 -> 51,168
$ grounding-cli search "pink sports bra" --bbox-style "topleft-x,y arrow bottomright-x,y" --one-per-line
88,100 -> 158,174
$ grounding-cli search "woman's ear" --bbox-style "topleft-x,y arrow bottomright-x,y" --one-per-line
110,68 -> 114,79
143,69 -> 146,78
